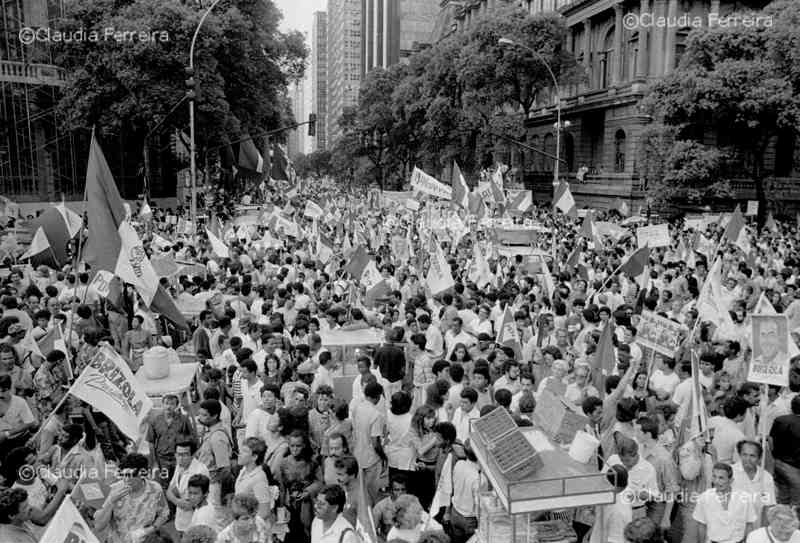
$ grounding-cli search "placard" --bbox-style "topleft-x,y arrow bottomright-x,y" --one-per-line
746,200 -> 759,216
636,224 -> 670,248
532,390 -> 588,444
636,310 -> 682,357
749,314 -> 790,386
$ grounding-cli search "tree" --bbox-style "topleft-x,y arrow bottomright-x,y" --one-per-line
54,0 -> 307,191
642,0 -> 800,224
293,150 -> 332,180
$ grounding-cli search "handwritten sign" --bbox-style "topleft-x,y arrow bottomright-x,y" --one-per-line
410,167 -> 452,199
749,314 -> 790,386
746,200 -> 759,216
636,224 -> 670,248
636,310 -> 682,357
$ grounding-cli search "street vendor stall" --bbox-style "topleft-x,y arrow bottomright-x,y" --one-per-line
470,408 -> 615,543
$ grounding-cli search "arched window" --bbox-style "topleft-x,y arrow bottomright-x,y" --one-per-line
599,27 -> 615,88
543,133 -> 555,172
563,133 -> 575,173
627,32 -> 639,80
614,129 -> 626,173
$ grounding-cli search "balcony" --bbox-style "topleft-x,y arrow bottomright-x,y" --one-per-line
0,61 -> 66,87
525,78 -> 650,122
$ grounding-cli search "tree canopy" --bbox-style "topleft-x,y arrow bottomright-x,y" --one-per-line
642,0 -> 800,220
332,2 -> 579,188
55,0 -> 307,152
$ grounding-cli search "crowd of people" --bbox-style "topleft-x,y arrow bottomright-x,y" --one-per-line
0,178 -> 799,543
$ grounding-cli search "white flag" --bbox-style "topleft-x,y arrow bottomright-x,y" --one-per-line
304,200 -> 325,219
68,345 -> 153,440
116,221 -> 159,306
360,260 -> 383,292
206,228 -> 230,258
89,269 -> 114,299
426,243 -> 455,294
40,496 -> 101,543
20,226 -> 51,260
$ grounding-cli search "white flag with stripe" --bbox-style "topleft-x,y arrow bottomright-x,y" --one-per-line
116,221 -> 159,306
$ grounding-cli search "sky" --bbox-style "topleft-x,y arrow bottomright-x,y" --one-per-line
274,0 -> 327,37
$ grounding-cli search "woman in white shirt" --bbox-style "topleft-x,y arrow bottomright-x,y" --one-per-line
235,437 -> 273,521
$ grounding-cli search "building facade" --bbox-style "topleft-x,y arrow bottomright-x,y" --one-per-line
361,0 -> 439,74
311,11 -> 329,151
1,0 -> 86,202
326,0 -> 362,145
287,81 -> 305,158
434,0 -> 796,211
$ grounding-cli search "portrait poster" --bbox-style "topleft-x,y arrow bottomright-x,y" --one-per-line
749,314 -> 790,386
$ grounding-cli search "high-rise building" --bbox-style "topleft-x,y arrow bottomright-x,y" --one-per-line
0,0 -> 85,201
362,0 -> 438,74
311,11 -> 328,151
326,0 -> 362,145
287,81 -> 305,158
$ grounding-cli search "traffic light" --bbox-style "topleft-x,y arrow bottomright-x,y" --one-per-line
184,66 -> 197,100
308,113 -> 317,137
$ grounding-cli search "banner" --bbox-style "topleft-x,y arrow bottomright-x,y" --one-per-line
746,200 -> 759,216
68,346 -> 153,439
636,224 -> 670,248
749,315 -> 790,386
40,496 -> 101,543
411,167 -> 452,200
636,310 -> 682,357
426,244 -> 455,294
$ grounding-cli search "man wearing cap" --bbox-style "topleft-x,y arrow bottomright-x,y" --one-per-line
281,361 -> 313,407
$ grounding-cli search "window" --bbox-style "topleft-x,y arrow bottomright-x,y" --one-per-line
543,133 -> 555,172
614,129 -> 626,173
627,32 -> 639,80
599,28 -> 615,88
674,29 -> 691,69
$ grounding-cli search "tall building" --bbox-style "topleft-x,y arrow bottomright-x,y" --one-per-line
362,0 -> 438,74
326,0 -> 362,145
0,0 -> 85,201
311,11 -> 328,151
287,81 -> 305,158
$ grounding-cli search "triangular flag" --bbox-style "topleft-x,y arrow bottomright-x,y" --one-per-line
496,306 -> 522,360
541,258 -> 556,305
723,205 -> 749,254
238,134 -> 264,174
508,190 -> 533,216
83,132 -> 188,329
40,497 -> 102,543
696,258 -> 736,331
206,228 -> 230,258
139,200 -> 152,218
67,345 -> 153,439
426,243 -> 455,295
304,200 -> 325,219
344,245 -> 370,278
468,244 -> 492,289
765,212 -> 779,233
55,202 -> 83,238
20,226 -> 51,260
553,181 -> 577,217
316,234 -> 334,264
451,161 -> 469,209
619,246 -> 650,279
566,246 -> 581,269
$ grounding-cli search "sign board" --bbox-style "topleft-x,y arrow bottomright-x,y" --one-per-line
636,224 -> 670,248
746,200 -> 759,216
636,310 -> 682,357
410,167 -> 452,200
749,314 -> 790,386
532,390 -> 589,444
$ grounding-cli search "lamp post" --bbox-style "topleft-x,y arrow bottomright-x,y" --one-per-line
187,0 -> 224,231
498,37 -> 564,187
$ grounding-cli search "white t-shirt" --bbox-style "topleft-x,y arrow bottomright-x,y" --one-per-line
649,370 -> 681,397
693,489 -> 757,543
746,528 -> 800,543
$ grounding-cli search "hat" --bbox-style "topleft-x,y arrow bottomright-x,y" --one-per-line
8,323 -> 25,336
477,333 -> 493,342
297,361 -> 316,375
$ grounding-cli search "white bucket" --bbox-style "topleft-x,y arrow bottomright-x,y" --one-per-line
142,346 -> 171,380
569,430 -> 599,464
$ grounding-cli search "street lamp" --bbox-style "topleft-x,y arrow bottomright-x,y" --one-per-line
188,0 -> 224,232
498,37 -> 564,187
